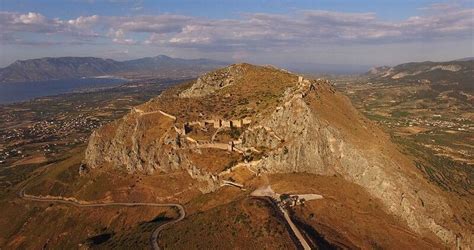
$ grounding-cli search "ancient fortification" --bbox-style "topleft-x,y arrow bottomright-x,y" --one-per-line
84,63 -> 472,248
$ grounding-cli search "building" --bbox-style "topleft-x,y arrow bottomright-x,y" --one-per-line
242,118 -> 252,125
231,119 -> 243,128
221,120 -> 231,128
213,119 -> 222,128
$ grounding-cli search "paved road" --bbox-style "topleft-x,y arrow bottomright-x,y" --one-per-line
18,183 -> 185,250
251,186 -> 312,250
279,205 -> 311,250
150,204 -> 185,250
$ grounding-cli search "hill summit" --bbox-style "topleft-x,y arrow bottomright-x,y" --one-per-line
84,63 -> 471,247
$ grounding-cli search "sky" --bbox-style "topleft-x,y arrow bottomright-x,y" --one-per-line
0,0 -> 473,71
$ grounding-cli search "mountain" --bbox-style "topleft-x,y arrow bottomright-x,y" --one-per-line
454,57 -> 474,61
124,55 -> 226,70
0,55 -> 228,83
0,57 -> 125,83
283,62 -> 371,74
83,63 -> 472,248
366,59 -> 473,91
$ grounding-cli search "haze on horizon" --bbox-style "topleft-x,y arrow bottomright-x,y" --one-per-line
0,0 -> 473,71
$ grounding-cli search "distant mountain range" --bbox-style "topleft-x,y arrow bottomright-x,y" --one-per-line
366,59 -> 473,91
0,55 -> 228,83
454,57 -> 474,62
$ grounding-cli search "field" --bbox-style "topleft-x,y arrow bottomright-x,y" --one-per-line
337,80 -> 473,195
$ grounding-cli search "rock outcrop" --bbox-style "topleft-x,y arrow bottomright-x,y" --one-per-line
241,79 -> 469,246
84,109 -> 220,193
84,63 -> 472,247
179,63 -> 246,97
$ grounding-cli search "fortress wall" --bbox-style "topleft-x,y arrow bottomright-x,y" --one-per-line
159,110 -> 177,120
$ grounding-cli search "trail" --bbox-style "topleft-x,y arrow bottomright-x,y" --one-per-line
17,175 -> 185,250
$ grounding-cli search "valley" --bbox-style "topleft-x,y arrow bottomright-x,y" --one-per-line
336,71 -> 473,195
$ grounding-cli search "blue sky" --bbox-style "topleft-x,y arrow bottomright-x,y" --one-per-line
1,0 -> 473,70
3,0 -> 465,20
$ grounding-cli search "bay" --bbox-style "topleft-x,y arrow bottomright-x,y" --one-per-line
0,77 -> 128,105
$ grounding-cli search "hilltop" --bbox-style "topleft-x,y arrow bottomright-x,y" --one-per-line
0,55 -> 228,83
82,63 -> 472,248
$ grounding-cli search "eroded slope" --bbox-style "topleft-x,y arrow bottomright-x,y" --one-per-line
84,63 -> 473,247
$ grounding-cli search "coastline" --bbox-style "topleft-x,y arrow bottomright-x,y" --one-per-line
0,77 -> 128,105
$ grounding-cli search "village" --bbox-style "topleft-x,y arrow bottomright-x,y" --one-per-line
374,115 -> 472,131
0,78 -> 170,168
0,113 -> 104,164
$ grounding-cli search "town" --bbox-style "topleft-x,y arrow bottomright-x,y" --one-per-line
0,79 -> 172,177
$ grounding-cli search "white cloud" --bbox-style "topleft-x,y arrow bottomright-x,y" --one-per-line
0,3 -> 472,51
12,12 -> 47,24
106,14 -> 191,34
67,15 -> 99,28
0,11 -> 101,41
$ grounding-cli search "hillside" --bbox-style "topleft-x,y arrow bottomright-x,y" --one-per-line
0,55 -> 227,83
366,60 -> 474,91
81,63 -> 472,248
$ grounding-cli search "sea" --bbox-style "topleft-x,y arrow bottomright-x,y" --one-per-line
0,77 -> 128,105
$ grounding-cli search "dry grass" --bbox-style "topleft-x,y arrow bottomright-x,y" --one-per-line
160,195 -> 296,249
139,64 -> 296,125
1,201 -> 170,249
187,148 -> 241,174
268,173 -> 445,249
0,147 -> 203,248
10,155 -> 47,167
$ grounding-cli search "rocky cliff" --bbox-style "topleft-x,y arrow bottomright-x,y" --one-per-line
241,77 -> 467,246
84,63 -> 472,247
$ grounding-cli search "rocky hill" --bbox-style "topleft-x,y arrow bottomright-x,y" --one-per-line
0,55 -> 227,83
83,63 -> 472,247
366,60 -> 473,91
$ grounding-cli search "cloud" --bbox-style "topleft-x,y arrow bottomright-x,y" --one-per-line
0,11 -> 102,44
0,2 -> 472,51
107,28 -> 136,44
0,11 -> 60,33
105,14 -> 192,34
138,4 -> 472,49
12,12 -> 47,25
67,15 -> 99,28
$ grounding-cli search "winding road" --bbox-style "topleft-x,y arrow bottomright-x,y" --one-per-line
17,181 -> 185,250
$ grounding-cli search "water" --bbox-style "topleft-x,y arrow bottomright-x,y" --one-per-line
0,77 -> 128,105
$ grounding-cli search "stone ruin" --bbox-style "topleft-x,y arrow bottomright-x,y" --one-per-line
298,76 -> 303,83
202,118 -> 252,130
173,116 -> 253,154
